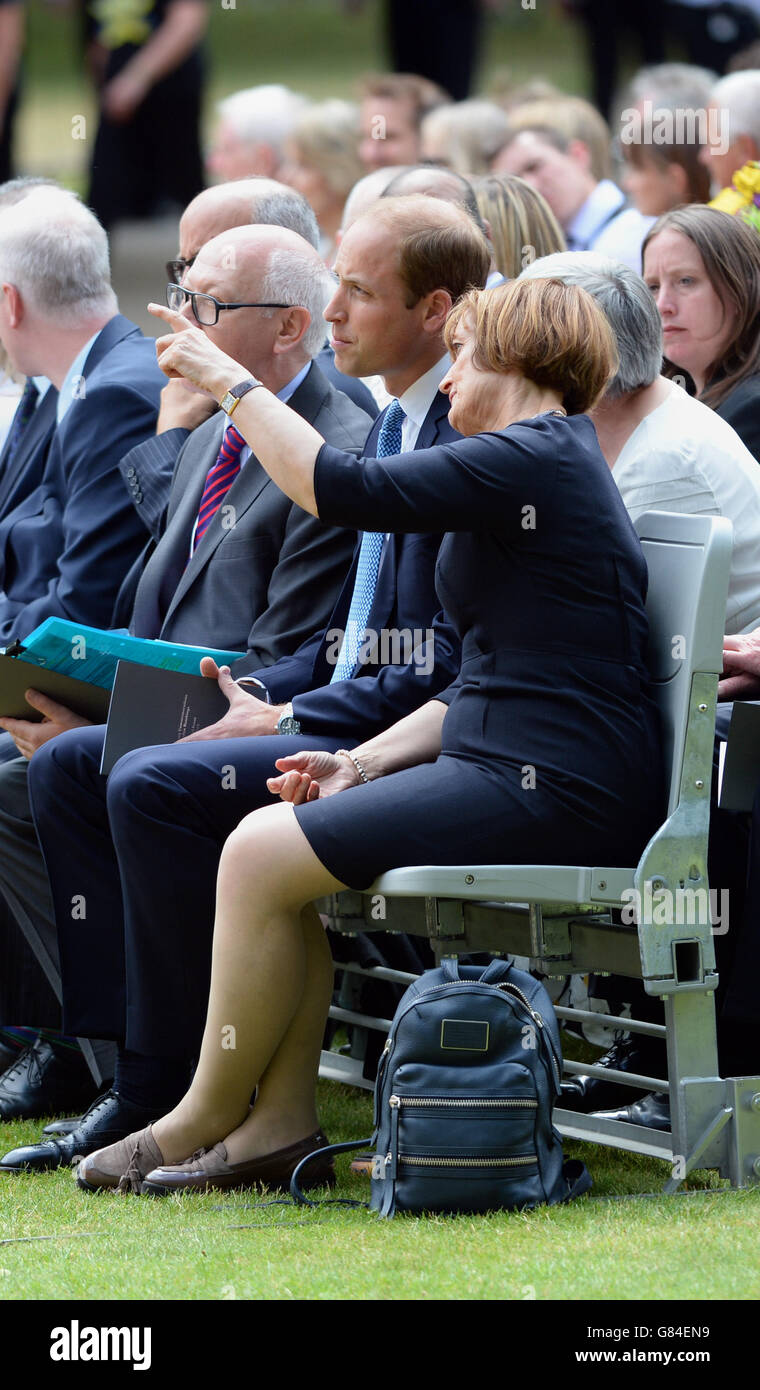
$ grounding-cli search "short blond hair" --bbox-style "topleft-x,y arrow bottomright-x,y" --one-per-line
445,278 -> 618,414
498,96 -> 613,181
288,100 -> 364,201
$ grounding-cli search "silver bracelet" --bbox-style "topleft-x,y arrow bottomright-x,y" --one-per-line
336,749 -> 370,784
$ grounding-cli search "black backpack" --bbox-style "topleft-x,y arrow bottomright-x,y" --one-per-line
295,956 -> 591,1218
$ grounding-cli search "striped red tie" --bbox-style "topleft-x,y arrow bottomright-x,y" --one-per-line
192,423 -> 247,553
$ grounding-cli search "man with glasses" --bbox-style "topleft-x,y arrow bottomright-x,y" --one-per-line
0,220 -> 369,1126
121,180 -> 377,558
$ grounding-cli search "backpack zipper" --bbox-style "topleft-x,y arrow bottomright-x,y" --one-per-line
398,1153 -> 537,1169
390,1095 -> 537,1110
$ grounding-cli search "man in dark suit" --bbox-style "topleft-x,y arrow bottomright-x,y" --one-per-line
3,196 -> 490,1171
0,186 -> 165,641
0,220 -> 369,1121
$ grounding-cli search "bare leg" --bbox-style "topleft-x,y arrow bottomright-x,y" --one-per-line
150,801 -> 344,1165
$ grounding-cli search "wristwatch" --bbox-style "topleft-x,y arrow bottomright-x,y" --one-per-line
219,377 -> 263,416
276,702 -> 302,735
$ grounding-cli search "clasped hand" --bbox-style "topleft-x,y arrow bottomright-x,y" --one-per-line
267,750 -> 361,803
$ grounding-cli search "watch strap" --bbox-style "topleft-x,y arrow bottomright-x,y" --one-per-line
220,377 -> 263,416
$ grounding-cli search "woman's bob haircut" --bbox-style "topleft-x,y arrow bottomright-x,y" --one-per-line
444,277 -> 619,415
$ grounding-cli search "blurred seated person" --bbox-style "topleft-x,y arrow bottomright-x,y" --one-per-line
643,203 -> 760,459
700,69 -> 760,195
419,99 -> 511,176
522,250 -> 760,634
206,85 -> 310,184
476,175 -> 566,280
492,99 -> 653,270
63,276 -> 667,1195
280,100 -> 364,265
619,61 -> 714,215
358,72 -> 448,171
86,0 -> 208,229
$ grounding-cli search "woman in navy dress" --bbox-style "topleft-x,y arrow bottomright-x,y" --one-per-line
78,275 -> 664,1195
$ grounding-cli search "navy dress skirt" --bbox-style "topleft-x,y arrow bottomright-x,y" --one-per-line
293,412 -> 664,888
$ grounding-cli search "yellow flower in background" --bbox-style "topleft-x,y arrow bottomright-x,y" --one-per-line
90,0 -> 154,50
710,161 -> 760,234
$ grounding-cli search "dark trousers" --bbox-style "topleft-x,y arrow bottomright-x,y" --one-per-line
29,726 -> 343,1057
385,0 -> 483,100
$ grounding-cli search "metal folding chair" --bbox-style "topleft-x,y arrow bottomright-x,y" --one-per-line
320,511 -> 760,1190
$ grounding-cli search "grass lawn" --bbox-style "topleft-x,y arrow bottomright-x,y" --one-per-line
1,1076 -> 758,1301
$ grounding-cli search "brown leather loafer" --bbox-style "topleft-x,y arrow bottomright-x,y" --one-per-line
76,1124 -> 165,1193
140,1127 -> 335,1196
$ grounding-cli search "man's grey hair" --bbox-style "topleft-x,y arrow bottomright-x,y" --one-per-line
0,175 -> 61,211
709,69 -> 760,148
260,246 -> 332,358
624,61 -> 717,113
520,251 -> 663,399
217,85 -> 311,159
246,180 -> 320,249
0,187 -> 117,324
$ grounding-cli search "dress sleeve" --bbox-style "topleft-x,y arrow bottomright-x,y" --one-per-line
313,420 -> 560,534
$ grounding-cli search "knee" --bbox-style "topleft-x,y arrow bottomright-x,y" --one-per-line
220,805 -> 306,910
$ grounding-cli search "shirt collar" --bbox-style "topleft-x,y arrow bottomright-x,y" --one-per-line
56,330 -> 101,424
276,361 -> 310,404
566,179 -> 626,249
398,353 -> 451,431
32,376 -> 53,400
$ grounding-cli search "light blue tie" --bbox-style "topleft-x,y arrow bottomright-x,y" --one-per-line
330,398 -> 405,683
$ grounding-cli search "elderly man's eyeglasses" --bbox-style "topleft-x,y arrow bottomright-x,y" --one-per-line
165,282 -> 291,328
165,254 -> 197,284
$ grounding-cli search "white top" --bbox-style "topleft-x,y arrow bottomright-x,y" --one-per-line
567,180 -> 654,272
613,382 -> 760,634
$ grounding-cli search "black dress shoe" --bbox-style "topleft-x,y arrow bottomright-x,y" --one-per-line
0,1040 -> 19,1073
0,1036 -> 99,1121
593,1091 -> 671,1131
42,1117 -> 84,1137
559,1033 -> 667,1114
0,1090 -> 164,1171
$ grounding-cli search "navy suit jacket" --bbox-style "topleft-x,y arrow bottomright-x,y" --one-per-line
0,382 -> 59,525
0,315 -> 165,644
232,390 -> 461,742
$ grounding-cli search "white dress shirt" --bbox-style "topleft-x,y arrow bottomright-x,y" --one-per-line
566,180 -> 654,272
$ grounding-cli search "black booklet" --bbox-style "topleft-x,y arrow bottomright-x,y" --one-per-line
717,700 -> 760,812
0,652 -> 111,722
100,660 -> 229,775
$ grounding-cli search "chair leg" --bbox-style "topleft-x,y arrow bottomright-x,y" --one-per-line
662,989 -> 760,1189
